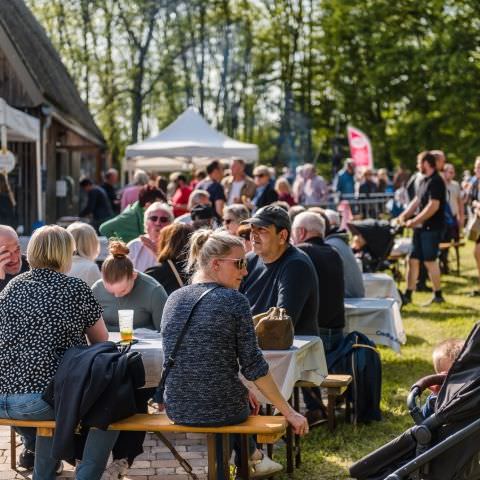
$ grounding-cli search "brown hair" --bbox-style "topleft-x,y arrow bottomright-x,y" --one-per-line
157,223 -> 193,263
237,224 -> 251,241
101,240 -> 134,283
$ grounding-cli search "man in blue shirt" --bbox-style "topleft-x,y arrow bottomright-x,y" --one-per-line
335,159 -> 356,197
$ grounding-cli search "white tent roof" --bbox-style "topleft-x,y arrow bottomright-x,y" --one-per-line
0,98 -> 40,142
125,107 -> 258,164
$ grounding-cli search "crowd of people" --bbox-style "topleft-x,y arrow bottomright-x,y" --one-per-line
1,151 -> 479,480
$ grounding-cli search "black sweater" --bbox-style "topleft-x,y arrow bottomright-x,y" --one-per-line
240,246 -> 319,336
297,237 -> 345,330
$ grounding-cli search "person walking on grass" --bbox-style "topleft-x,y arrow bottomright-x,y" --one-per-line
398,151 -> 446,306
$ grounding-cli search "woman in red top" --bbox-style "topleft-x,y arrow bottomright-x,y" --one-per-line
275,178 -> 296,206
171,174 -> 192,217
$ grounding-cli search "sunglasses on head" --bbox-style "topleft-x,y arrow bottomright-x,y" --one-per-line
218,258 -> 248,270
148,215 -> 170,223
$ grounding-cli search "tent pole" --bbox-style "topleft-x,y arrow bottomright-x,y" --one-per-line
1,125 -> 6,154
35,139 -> 42,222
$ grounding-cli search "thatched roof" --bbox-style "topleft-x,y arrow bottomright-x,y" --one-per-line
0,0 -> 104,145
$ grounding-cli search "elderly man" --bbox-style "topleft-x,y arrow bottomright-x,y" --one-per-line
0,225 -> 28,291
292,211 -> 345,425
398,151 -> 446,305
240,205 -> 319,337
296,163 -> 329,205
222,158 -> 256,205
250,166 -> 278,210
175,189 -> 212,225
324,209 -> 365,298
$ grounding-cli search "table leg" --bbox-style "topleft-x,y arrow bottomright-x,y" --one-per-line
293,387 -> 301,467
327,393 -> 336,432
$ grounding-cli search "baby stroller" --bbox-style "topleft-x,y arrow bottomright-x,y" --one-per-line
350,322 -> 480,480
348,219 -> 398,273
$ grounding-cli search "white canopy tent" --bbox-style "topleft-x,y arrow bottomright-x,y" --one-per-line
0,98 -> 42,221
125,107 -> 259,173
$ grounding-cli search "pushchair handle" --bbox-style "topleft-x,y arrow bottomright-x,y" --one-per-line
407,374 -> 447,425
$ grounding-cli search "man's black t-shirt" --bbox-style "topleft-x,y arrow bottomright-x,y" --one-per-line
240,245 -> 320,336
417,171 -> 446,231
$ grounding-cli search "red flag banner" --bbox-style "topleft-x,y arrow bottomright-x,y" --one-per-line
347,125 -> 373,169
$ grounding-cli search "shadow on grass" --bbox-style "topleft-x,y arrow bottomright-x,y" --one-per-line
405,334 -> 427,346
403,306 -> 478,322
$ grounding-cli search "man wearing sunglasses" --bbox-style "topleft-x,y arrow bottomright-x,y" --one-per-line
240,205 -> 319,337
250,165 -> 278,210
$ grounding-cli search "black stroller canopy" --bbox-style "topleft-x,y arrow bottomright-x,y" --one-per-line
435,322 -> 480,423
348,219 -> 394,260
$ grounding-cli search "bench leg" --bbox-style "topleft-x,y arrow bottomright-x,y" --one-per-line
455,246 -> 460,276
207,433 -> 229,480
293,387 -> 301,468
327,393 -> 336,432
10,427 -> 16,470
265,405 -> 273,459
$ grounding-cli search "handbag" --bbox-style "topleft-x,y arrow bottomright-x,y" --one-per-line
252,306 -> 294,350
466,214 -> 480,242
154,286 -> 219,403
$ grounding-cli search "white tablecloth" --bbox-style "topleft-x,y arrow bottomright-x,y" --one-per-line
344,298 -> 406,353
110,332 -> 328,401
362,272 -> 402,305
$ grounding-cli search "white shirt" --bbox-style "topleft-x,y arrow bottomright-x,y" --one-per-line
67,255 -> 101,287
127,238 -> 158,272
228,180 -> 245,205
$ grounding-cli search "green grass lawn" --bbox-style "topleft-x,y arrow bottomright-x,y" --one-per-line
278,244 -> 480,479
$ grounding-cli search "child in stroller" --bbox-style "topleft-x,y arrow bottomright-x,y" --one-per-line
350,323 -> 480,480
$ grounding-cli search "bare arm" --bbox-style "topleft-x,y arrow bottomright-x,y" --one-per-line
398,196 -> 419,223
214,199 -> 225,218
86,316 -> 109,343
406,199 -> 440,228
253,372 -> 309,436
457,195 -> 465,229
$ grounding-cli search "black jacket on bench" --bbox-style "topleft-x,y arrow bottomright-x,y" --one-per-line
43,341 -> 145,459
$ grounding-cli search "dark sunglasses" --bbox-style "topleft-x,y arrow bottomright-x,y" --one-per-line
148,215 -> 170,223
254,173 -> 266,178
223,218 -> 234,225
218,258 -> 248,270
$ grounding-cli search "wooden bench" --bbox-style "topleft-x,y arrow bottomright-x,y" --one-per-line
439,240 -> 465,276
3,413 -> 286,480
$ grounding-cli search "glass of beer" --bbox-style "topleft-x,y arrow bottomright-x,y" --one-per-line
118,309 -> 134,343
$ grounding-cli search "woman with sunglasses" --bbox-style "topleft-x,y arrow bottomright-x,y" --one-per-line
222,203 -> 250,236
161,230 -> 308,478
127,202 -> 173,272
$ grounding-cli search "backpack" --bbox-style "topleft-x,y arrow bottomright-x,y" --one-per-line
327,331 -> 382,423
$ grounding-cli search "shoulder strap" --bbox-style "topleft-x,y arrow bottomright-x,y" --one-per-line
155,286 -> 219,400
167,259 -> 184,288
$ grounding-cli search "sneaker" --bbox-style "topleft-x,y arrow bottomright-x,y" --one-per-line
422,296 -> 445,307
305,408 -> 328,428
101,458 -> 129,480
18,448 -> 35,470
401,293 -> 412,306
250,454 -> 283,478
55,461 -> 63,475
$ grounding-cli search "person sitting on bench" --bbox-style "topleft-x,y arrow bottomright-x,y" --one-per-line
161,230 -> 308,478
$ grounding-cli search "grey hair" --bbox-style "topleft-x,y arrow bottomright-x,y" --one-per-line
292,211 -> 325,238
324,209 -> 340,228
223,204 -> 250,223
144,202 -> 174,228
0,225 -> 18,240
133,169 -> 149,186
188,189 -> 210,209
188,229 -> 244,274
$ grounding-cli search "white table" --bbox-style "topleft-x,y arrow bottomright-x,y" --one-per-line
344,298 -> 406,353
362,272 -> 402,305
110,332 -> 328,402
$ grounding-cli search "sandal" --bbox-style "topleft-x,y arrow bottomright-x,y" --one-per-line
468,290 -> 480,297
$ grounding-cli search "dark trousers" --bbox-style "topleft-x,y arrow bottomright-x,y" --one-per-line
303,328 -> 344,411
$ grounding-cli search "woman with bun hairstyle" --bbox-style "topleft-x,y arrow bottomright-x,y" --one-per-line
161,230 -> 308,477
92,240 -> 167,332
92,240 -> 167,479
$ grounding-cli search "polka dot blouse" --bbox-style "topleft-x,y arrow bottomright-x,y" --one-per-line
0,268 -> 103,394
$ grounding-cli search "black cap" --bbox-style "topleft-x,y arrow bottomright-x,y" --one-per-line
191,204 -> 214,221
242,205 -> 291,232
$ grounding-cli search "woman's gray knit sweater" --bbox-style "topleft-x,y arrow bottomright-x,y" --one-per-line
161,282 -> 269,425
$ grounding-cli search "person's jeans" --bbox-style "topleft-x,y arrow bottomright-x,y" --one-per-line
303,328 -> 344,411
0,393 -> 119,480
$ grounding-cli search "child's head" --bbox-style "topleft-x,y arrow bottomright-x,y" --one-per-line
432,339 -> 465,374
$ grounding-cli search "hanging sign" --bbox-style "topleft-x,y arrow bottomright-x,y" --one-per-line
0,150 -> 15,173
347,125 -> 374,169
